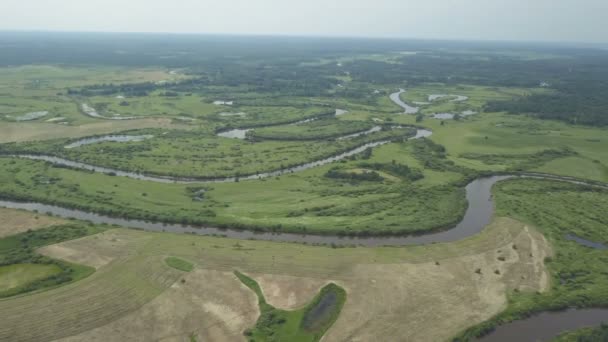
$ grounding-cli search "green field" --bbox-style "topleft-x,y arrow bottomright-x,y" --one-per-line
165,256 -> 194,272
0,263 -> 62,292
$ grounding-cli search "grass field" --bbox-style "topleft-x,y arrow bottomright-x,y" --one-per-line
251,118 -> 374,140
0,207 -> 66,237
0,263 -> 62,292
165,256 -> 194,272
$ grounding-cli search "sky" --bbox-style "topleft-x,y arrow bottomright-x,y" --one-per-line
2,0 -> 607,43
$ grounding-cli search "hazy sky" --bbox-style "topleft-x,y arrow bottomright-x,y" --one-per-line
2,0 -> 607,43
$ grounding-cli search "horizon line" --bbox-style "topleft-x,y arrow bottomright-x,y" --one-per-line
0,29 -> 606,47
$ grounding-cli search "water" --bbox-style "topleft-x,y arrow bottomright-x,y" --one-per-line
336,126 -> 382,140
432,111 -> 478,120
335,109 -> 348,116
477,309 -> 608,342
433,113 -> 455,120
65,135 -> 154,149
565,234 -> 607,250
81,104 -> 136,120
389,89 -> 419,114
217,129 -> 251,139
428,94 -> 469,102
213,100 -> 233,105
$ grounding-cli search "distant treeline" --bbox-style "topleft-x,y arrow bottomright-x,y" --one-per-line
486,80 -> 608,126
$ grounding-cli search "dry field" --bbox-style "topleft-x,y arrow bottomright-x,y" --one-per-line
0,118 -> 186,143
0,208 -> 66,238
0,217 -> 551,341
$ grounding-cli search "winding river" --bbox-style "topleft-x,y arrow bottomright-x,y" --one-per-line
0,173 -> 605,247
4,98 -> 608,338
389,89 -> 419,114
1,172 -> 606,338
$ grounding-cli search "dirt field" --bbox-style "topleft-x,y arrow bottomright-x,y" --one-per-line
251,273 -> 330,310
0,208 -> 66,238
59,270 -> 259,342
0,217 -> 552,342
323,224 -> 551,342
38,229 -> 144,269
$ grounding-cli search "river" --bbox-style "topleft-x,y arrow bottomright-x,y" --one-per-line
389,89 -> 419,114
477,308 -> 608,341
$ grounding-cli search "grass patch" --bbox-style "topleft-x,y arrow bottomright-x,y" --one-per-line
251,118 -> 374,141
554,324 -> 608,342
0,263 -> 62,291
0,224 -> 103,297
165,256 -> 193,272
235,271 -> 345,342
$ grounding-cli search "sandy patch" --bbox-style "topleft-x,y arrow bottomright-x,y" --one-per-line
38,230 -> 144,269
57,269 -> 259,342
0,208 -> 66,238
251,273 -> 329,310
323,226 -> 551,342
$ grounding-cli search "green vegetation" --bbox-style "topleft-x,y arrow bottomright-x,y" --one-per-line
165,256 -> 194,272
0,263 -> 62,291
554,324 -> 608,342
0,224 -> 104,297
235,271 -> 345,342
0,127 -> 414,179
453,179 -> 608,340
250,119 -> 374,140
460,148 -> 577,171
0,155 -> 467,235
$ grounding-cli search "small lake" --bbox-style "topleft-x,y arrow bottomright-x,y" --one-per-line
65,135 -> 154,149
477,308 -> 608,342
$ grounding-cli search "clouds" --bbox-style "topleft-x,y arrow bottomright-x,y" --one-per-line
1,0 -> 607,43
